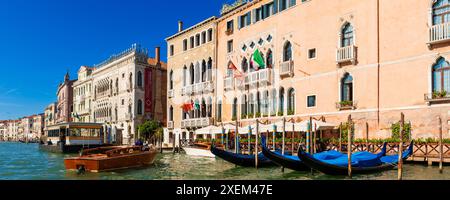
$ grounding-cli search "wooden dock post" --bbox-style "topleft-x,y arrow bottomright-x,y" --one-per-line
308,117 -> 312,153
366,122 -> 369,151
282,118 -> 286,173
347,115 -> 353,178
439,116 -> 443,173
292,120 -> 295,155
398,113 -> 404,180
272,128 -> 276,151
282,118 -> 286,155
255,119 -> 259,169
314,123 -> 317,154
235,121 -> 239,154
248,126 -> 251,155
339,122 -> 342,152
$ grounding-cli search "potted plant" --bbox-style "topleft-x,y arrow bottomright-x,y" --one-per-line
277,111 -> 284,116
241,113 -> 247,119
339,100 -> 353,107
287,109 -> 295,116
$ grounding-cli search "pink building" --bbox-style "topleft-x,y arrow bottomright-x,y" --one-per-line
56,72 -> 76,124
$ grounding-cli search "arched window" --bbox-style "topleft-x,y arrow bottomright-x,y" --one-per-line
129,73 -> 133,90
137,71 -> 143,87
256,91 -> 261,114
208,29 -> 213,42
207,58 -> 213,81
195,99 -> 200,118
195,62 -> 201,83
169,70 -> 174,90
263,90 -> 269,116
241,95 -> 247,118
342,23 -> 354,47
190,64 -> 195,85
433,0 -> 450,25
115,78 -> 119,93
242,57 -> 249,73
201,98 -> 207,118
208,97 -> 212,117
433,58 -> 450,93
341,73 -> 354,102
232,98 -> 238,120
283,42 -> 292,62
249,93 -> 254,117
279,87 -> 285,115
287,88 -> 295,115
217,100 -> 222,122
169,106 -> 174,121
266,49 -> 273,68
271,89 -> 277,115
227,61 -> 234,78
183,66 -> 187,86
201,60 -> 207,82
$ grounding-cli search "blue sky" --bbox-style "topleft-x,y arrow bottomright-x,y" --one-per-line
0,0 -> 233,120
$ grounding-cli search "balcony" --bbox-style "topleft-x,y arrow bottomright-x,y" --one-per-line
425,92 -> 450,104
280,61 -> 294,77
336,45 -> 357,65
193,81 -> 214,94
181,118 -> 213,129
168,90 -> 174,98
336,101 -> 357,111
124,113 -> 132,121
245,68 -> 272,87
167,121 -> 174,129
181,85 -> 194,96
224,77 -> 234,90
225,29 -> 233,36
429,23 -> 450,46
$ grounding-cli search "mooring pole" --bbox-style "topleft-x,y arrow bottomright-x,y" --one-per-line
366,122 -> 369,152
339,122 -> 343,152
439,116 -> 444,174
347,115 -> 353,178
235,121 -> 239,154
398,112 -> 404,180
282,117 -> 286,155
307,117 -> 311,153
226,130 -> 229,151
314,123 -> 317,154
272,125 -> 276,151
248,126 -> 251,155
282,118 -> 286,173
255,119 -> 259,169
292,120 -> 295,155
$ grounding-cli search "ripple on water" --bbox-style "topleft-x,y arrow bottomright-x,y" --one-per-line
1,142 -> 450,180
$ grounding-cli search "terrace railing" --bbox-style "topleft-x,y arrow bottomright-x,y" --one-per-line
280,61 -> 294,77
429,22 -> 450,45
336,45 -> 357,64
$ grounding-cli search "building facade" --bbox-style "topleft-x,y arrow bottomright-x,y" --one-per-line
72,66 -> 94,123
72,44 -> 167,145
165,0 -> 450,143
165,17 -> 218,145
31,114 -> 44,137
44,102 -> 57,128
56,72 -> 75,124
6,120 -> 20,141
0,121 -> 6,141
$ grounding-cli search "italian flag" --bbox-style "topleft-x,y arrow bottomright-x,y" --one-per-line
252,49 -> 265,70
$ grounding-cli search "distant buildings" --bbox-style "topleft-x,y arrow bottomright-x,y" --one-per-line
44,103 -> 57,127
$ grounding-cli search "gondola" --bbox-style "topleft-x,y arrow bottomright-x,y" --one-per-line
210,144 -> 276,167
261,136 -> 309,171
261,135 -> 388,172
297,141 -> 414,175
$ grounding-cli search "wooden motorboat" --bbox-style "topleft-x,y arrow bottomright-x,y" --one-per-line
64,146 -> 158,173
183,142 -> 225,158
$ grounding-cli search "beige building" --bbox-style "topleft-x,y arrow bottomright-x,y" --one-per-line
44,103 -> 57,128
6,120 -> 20,141
31,114 -> 44,137
165,0 -> 450,143
72,44 -> 167,145
165,17 -> 218,144
0,121 -> 6,140
72,66 -> 94,123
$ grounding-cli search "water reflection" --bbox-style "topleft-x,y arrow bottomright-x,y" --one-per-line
0,142 -> 449,180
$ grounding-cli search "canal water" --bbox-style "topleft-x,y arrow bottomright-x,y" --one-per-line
0,142 -> 449,180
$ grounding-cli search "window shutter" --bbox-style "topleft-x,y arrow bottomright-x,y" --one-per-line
247,12 -> 252,26
252,9 -> 256,24
262,6 -> 266,19
273,0 -> 279,14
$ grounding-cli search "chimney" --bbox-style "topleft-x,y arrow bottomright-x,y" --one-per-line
155,47 -> 160,64
178,21 -> 183,32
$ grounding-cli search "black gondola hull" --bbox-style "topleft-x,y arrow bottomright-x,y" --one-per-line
210,146 -> 276,168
